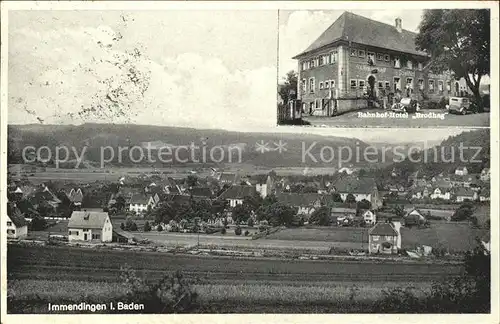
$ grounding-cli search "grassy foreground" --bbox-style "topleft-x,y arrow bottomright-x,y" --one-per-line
8,279 -> 430,313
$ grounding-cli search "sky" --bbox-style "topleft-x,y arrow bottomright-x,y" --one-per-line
5,8 -> 480,143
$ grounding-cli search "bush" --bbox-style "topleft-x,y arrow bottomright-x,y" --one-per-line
234,226 -> 242,236
143,221 -> 151,232
29,216 -> 47,231
244,230 -> 250,236
221,227 -> 226,234
157,224 -> 163,232
120,222 -> 125,230
247,218 -> 255,227
119,266 -> 198,313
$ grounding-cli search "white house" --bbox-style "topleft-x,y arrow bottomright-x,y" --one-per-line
333,177 -> 382,208
430,187 -> 451,200
455,166 -> 468,176
129,194 -> 155,214
480,168 -> 490,181
368,222 -> 401,254
218,185 -> 257,208
68,211 -> 113,242
6,210 -> 28,239
362,210 -> 377,225
255,175 -> 275,198
479,188 -> 490,202
338,167 -> 355,175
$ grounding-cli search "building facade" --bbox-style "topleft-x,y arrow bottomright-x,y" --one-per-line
293,12 -> 464,116
68,211 -> 113,242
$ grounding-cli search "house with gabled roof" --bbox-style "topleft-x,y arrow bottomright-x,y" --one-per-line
332,177 -> 381,208
480,168 -> 490,181
368,222 -> 400,254
129,194 -> 155,214
217,172 -> 240,185
6,202 -> 28,239
454,187 -> 478,203
430,187 -> 451,200
293,11 -> 457,116
68,210 -> 112,242
218,185 -> 257,208
276,192 -> 323,217
66,188 -> 84,207
455,166 -> 468,176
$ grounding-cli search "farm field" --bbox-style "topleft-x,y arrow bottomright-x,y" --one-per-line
8,278 -> 431,313
6,244 -> 462,313
8,244 -> 463,283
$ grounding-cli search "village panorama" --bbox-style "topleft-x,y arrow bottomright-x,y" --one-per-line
4,6 -> 493,316
6,125 -> 491,314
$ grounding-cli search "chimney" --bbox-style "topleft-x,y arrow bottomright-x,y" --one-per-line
395,17 -> 402,33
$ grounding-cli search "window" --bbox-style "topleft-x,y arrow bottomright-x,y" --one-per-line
376,53 -> 384,61
330,80 -> 335,88
7,221 -> 12,226
378,81 -> 384,89
446,80 -> 451,92
350,49 -> 357,56
394,57 -> 401,68
325,81 -> 330,89
406,78 -> 413,90
406,60 -> 413,69
358,80 -> 366,89
418,79 -> 424,90
385,81 -> 390,89
394,77 -> 401,91
302,62 -> 308,71
372,235 -> 380,241
358,49 -> 366,58
330,51 -> 338,63
367,52 -> 375,65
7,229 -> 15,235
309,78 -> 315,93
438,80 -> 444,94
92,234 -> 101,240
384,54 -> 390,62
350,79 -> 357,89
314,57 -> 319,67
428,80 -> 435,93
309,101 -> 315,111
301,79 -> 306,92
418,62 -> 423,71
310,59 -> 315,68
319,82 -> 324,90
385,236 -> 393,241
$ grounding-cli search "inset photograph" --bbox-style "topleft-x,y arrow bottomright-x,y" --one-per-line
277,9 -> 491,128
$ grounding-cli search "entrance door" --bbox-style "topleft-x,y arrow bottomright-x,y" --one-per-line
84,233 -> 88,240
455,82 -> 460,96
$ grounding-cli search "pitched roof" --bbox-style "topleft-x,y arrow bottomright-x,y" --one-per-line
219,185 -> 257,200
294,11 -> 427,59
7,203 -> 27,227
219,172 -> 239,183
130,194 -> 151,205
330,207 -> 357,214
479,188 -> 490,197
189,187 -> 213,198
68,211 -> 110,229
369,223 -> 398,236
454,187 -> 475,197
67,188 -> 84,203
276,193 -> 322,206
333,177 -> 377,194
